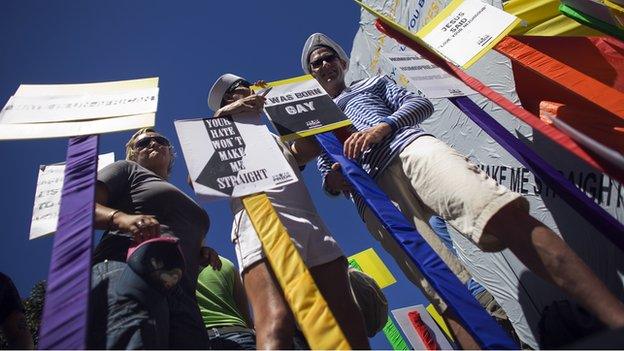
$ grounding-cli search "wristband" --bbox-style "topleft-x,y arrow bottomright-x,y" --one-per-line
108,209 -> 121,231
379,117 -> 397,132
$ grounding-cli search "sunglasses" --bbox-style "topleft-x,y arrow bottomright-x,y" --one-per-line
135,135 -> 171,149
310,54 -> 338,69
226,80 -> 251,94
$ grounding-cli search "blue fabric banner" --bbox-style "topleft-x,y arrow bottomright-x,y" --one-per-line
315,132 -> 518,349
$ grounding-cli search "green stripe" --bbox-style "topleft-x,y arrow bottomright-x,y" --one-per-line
559,3 -> 624,40
348,258 -> 363,271
383,317 -> 410,350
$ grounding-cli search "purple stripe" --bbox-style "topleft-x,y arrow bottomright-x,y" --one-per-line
450,97 -> 624,251
38,135 -> 98,350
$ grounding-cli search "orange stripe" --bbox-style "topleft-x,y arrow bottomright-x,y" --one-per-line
495,36 -> 624,120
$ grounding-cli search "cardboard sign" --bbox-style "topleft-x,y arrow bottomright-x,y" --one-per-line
348,248 -> 397,288
175,113 -> 298,201
383,51 -> 474,98
29,152 -> 115,239
0,77 -> 158,140
260,75 -> 351,141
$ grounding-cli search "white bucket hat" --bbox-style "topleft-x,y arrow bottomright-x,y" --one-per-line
301,33 -> 349,74
207,73 -> 248,112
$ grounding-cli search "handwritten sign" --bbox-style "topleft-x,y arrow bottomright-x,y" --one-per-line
261,75 -> 351,141
175,113 -> 298,201
29,152 -> 115,239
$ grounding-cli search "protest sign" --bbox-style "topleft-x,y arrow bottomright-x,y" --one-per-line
356,0 -> 520,69
0,77 -> 158,140
175,113 -> 298,201
383,51 -> 474,98
416,0 -> 521,68
260,75 -> 351,141
29,152 -> 115,239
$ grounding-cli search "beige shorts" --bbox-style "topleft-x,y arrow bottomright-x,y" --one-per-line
363,135 -> 527,311
230,137 -> 344,272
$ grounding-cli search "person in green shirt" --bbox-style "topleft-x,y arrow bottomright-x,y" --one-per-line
196,256 -> 254,350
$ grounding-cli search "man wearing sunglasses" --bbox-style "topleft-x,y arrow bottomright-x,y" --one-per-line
301,32 -> 624,347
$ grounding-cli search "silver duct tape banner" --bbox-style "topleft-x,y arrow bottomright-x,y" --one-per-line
348,1 -> 623,348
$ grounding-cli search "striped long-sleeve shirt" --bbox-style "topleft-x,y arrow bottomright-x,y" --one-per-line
317,75 -> 434,216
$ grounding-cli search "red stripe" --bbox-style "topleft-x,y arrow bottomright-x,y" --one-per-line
407,310 -> 440,350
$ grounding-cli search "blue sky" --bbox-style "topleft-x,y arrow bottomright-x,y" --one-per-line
0,1 -> 429,348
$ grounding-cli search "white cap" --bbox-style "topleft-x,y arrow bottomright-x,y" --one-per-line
207,73 -> 247,112
301,33 -> 349,74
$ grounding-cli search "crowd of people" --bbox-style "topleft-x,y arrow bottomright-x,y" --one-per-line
3,32 -> 624,350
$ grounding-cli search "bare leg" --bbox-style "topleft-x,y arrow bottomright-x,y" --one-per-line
443,309 -> 480,350
487,201 -> 624,328
242,259 -> 295,349
310,257 -> 371,349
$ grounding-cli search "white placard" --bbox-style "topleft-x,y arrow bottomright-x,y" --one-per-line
383,52 -> 474,98
29,152 -> 115,239
0,78 -> 158,140
262,76 -> 351,141
0,113 -> 155,140
174,113 -> 298,201
420,0 -> 518,67
0,87 -> 158,124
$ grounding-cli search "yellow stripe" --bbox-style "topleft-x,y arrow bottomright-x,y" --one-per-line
426,304 -> 455,341
279,120 -> 353,142
242,194 -> 351,350
417,0 -> 466,37
604,0 -> 624,12
252,75 -> 313,92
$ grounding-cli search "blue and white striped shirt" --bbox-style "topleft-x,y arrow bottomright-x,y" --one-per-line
317,75 -> 434,216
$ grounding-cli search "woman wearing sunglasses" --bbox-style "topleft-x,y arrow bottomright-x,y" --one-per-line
206,74 -> 370,349
89,128 -> 219,349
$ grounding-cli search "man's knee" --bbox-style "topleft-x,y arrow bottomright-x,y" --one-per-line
482,200 -> 535,251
